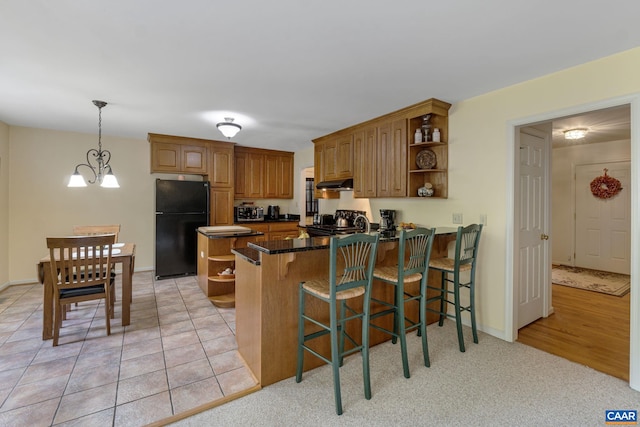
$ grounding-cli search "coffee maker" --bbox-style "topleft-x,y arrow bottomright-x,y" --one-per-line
379,209 -> 396,237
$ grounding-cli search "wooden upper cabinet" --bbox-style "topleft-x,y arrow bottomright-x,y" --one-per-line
235,148 -> 264,198
323,139 -> 338,180
210,188 -> 233,226
314,142 -> 325,199
234,149 -> 249,198
181,145 -> 208,174
148,133 -> 233,176
376,119 -> 407,197
353,127 -> 377,198
235,147 -> 293,199
319,134 -> 353,181
335,134 -> 354,179
277,154 -> 294,198
264,154 -> 279,198
265,153 -> 294,198
318,98 -> 449,199
209,143 -> 233,188
150,140 -> 207,174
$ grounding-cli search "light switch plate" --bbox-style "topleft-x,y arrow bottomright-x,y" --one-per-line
452,213 -> 463,224
480,214 -> 487,226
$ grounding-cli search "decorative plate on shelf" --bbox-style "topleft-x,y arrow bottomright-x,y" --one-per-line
416,149 -> 436,169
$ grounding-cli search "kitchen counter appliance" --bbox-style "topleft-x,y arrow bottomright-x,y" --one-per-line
267,205 -> 280,220
234,206 -> 264,222
379,209 -> 396,237
306,209 -> 366,236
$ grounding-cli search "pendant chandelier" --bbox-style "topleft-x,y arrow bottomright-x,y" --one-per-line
68,100 -> 120,188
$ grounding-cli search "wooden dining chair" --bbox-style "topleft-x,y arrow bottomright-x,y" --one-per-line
73,224 -> 120,242
72,224 -> 121,304
46,235 -> 116,346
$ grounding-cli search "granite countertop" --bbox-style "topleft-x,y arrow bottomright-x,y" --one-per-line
197,227 -> 264,239
246,227 -> 458,256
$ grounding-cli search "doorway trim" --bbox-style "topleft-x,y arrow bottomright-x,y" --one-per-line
505,93 -> 640,391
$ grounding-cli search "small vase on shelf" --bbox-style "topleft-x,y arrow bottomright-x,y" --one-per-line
414,129 -> 422,144
432,128 -> 441,143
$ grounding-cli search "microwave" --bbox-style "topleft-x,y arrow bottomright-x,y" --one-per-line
234,206 -> 264,222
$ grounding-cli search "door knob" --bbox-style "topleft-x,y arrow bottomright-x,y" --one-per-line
540,234 -> 549,240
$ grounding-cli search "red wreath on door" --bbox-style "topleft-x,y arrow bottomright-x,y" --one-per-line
590,168 -> 623,199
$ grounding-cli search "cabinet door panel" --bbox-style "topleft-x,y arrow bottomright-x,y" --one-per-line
377,122 -> 392,197
264,154 -> 278,198
336,134 -> 353,179
234,151 -> 248,198
323,139 -> 337,180
278,155 -> 293,198
152,142 -> 180,172
354,128 -> 377,198
182,145 -> 207,174
210,147 -> 233,187
389,119 -> 407,197
211,189 -> 233,225
248,153 -> 265,198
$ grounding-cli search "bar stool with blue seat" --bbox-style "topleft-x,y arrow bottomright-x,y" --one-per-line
426,224 -> 483,352
369,227 -> 436,379
295,232 -> 380,415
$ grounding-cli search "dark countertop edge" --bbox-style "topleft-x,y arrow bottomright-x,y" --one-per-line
197,230 -> 264,239
234,219 -> 301,224
247,237 -> 331,255
232,247 -> 261,265
247,227 -> 458,255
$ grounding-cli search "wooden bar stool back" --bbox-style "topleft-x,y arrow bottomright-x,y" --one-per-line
295,232 -> 380,415
370,227 -> 435,378
427,224 -> 483,352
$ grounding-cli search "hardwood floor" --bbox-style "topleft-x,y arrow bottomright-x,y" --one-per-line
517,283 -> 630,381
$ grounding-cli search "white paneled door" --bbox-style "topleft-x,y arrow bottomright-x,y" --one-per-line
575,162 -> 631,274
517,128 -> 550,329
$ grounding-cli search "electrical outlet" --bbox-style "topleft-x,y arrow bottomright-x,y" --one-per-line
452,213 -> 463,224
480,214 -> 487,226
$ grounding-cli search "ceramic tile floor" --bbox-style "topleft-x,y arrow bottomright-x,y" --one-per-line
0,271 -> 258,426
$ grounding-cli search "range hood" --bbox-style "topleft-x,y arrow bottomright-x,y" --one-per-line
316,178 -> 354,191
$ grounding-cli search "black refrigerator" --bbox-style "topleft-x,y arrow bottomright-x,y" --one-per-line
155,179 -> 210,279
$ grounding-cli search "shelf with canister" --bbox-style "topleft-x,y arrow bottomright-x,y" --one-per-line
408,113 -> 448,198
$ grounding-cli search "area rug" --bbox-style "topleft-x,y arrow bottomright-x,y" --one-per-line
552,265 -> 630,296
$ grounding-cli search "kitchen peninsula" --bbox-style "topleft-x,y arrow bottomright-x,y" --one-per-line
232,228 -> 457,386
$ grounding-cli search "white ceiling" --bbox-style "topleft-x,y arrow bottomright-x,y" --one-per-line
1,1 -> 639,152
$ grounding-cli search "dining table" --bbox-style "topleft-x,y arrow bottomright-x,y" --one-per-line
37,242 -> 136,340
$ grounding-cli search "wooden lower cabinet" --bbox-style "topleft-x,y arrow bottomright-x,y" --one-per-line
197,231 -> 262,307
235,221 -> 299,241
210,189 -> 233,226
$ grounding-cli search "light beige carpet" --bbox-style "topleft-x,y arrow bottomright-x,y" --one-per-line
552,265 -> 630,296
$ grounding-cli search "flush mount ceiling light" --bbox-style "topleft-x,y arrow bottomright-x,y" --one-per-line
68,100 -> 120,188
216,117 -> 242,139
564,128 -> 588,140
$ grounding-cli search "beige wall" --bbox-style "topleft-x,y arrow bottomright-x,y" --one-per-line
8,127 -> 154,283
0,121 -> 9,288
